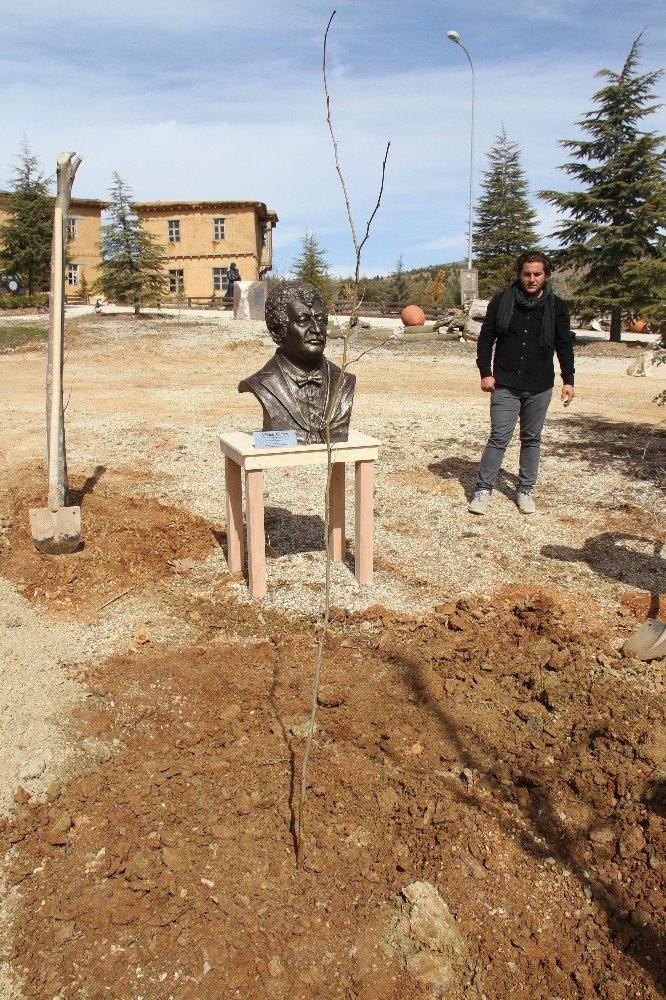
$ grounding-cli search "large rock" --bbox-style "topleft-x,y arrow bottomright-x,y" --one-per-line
233,281 -> 267,321
383,881 -> 473,991
398,324 -> 440,342
464,317 -> 482,340
402,881 -> 467,957
468,298 -> 489,320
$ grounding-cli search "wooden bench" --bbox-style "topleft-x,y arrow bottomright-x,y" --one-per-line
219,430 -> 380,599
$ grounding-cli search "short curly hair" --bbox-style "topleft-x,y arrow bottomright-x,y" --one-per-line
514,251 -> 553,277
264,281 -> 328,343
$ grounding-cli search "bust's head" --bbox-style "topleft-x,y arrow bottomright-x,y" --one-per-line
265,281 -> 328,369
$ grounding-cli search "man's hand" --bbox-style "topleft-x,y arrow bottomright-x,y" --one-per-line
480,376 -> 496,393
561,384 -> 575,407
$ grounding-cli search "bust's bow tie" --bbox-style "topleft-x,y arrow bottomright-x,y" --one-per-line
294,371 -> 323,387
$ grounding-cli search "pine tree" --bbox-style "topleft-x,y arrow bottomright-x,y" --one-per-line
95,173 -> 167,314
539,33 -> 665,342
0,138 -> 53,294
389,255 -> 410,306
473,126 -> 540,297
291,229 -> 332,301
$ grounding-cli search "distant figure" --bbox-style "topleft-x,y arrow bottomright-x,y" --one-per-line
238,280 -> 355,445
225,262 -> 241,299
93,299 -> 102,314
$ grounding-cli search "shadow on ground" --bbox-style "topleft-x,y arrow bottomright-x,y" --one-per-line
264,506 -> 325,557
547,414 -> 666,491
428,457 -> 518,503
542,533 -> 664,619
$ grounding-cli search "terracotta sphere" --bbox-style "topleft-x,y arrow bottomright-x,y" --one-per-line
401,304 -> 426,327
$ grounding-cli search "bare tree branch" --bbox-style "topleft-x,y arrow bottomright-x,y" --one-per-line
348,337 -> 395,364
297,9 -> 390,867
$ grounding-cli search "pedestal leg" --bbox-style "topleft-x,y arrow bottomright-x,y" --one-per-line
245,468 -> 266,599
224,456 -> 244,573
355,460 -> 374,584
328,462 -> 346,562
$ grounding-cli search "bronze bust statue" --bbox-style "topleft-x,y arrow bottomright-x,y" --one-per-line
239,281 -> 356,445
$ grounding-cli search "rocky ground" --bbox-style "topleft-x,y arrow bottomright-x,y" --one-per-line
0,311 -> 664,999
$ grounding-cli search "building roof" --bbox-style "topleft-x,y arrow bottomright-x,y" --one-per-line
70,198 -> 109,209
133,200 -> 278,223
0,190 -> 108,209
0,191 -> 277,221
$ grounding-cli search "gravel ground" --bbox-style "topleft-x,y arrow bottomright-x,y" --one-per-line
0,311 -> 664,999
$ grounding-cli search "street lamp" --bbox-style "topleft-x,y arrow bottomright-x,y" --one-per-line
447,29 -> 476,300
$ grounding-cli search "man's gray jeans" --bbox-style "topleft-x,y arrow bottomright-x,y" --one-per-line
476,385 -> 553,493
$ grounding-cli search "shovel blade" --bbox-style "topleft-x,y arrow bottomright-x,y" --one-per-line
623,618 -> 666,662
29,505 -> 81,554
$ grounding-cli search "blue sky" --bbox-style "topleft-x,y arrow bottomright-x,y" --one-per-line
2,0 -> 664,277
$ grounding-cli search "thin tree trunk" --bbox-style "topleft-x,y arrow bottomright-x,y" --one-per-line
609,305 -> 622,343
296,11 -> 389,867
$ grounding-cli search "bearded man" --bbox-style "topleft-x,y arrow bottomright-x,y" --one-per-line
469,251 -> 575,515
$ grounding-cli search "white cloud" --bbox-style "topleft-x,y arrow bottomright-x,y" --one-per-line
1,1 -> 663,274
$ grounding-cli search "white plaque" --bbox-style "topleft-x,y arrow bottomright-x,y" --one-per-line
253,430 -> 298,450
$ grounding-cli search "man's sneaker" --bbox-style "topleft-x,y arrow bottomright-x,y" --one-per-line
468,489 -> 491,515
516,491 -> 536,514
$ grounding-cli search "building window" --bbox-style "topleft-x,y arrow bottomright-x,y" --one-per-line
169,269 -> 184,294
67,264 -> 79,287
212,267 -> 228,292
260,224 -> 268,248
168,219 -> 181,243
213,218 -> 225,241
67,218 -> 78,241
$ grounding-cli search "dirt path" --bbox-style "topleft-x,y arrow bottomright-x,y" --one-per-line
0,314 -> 664,998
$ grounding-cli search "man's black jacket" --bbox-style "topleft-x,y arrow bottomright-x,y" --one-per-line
476,290 -> 575,392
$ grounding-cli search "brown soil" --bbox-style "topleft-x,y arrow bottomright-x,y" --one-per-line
2,464 -> 218,616
2,582 -> 665,999
0,314 -> 664,999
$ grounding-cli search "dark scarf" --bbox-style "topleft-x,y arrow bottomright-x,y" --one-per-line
497,279 -> 556,355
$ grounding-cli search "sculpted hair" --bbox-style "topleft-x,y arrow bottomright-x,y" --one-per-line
265,281 -> 327,342
515,251 -> 553,277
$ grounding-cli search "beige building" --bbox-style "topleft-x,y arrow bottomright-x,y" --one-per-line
0,192 -> 106,294
133,200 -> 278,299
65,199 -> 107,293
0,193 -> 278,302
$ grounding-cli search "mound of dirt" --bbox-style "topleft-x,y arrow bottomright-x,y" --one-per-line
2,593 -> 664,998
1,466 -> 221,618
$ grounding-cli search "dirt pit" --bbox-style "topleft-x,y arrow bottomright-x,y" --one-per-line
0,313 -> 664,998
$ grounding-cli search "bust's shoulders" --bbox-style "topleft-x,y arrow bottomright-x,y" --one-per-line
239,352 -> 356,393
238,353 -> 282,392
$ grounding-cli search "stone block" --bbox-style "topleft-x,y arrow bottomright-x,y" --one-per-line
233,281 -> 267,321
468,298 -> 489,320
464,317 -> 482,340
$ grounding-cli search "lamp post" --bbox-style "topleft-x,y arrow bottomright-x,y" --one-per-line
446,29 -> 477,306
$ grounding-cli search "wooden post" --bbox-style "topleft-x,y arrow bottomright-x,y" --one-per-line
245,468 -> 266,599
46,152 -> 82,510
354,460 -> 374,584
328,461 -> 346,562
224,456 -> 244,573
